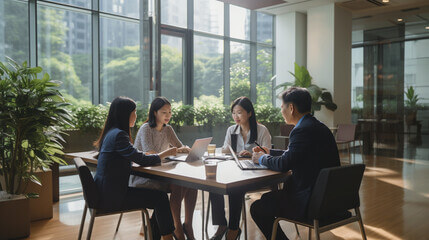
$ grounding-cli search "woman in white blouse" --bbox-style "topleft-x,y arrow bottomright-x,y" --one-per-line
209,96 -> 272,240
130,97 -> 196,240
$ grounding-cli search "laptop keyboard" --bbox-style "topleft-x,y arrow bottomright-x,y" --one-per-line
242,160 -> 263,168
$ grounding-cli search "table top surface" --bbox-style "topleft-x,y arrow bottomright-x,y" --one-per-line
65,150 -> 289,194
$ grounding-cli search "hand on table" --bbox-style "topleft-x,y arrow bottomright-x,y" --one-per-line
252,151 -> 265,163
177,146 -> 191,153
238,150 -> 252,157
159,147 -> 177,159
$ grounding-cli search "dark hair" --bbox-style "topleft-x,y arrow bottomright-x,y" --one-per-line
281,87 -> 312,113
94,96 -> 136,150
231,96 -> 258,144
147,96 -> 171,128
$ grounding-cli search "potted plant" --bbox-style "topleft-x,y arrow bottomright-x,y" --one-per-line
0,58 -> 72,238
404,86 -> 420,126
273,63 -> 337,113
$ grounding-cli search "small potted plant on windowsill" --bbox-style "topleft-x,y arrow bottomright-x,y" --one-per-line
0,57 -> 72,238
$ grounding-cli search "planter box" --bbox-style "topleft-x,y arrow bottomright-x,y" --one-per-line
62,129 -> 100,153
0,195 -> 30,239
23,169 -> 53,221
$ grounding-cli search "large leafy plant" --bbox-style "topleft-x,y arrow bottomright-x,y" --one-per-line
274,63 -> 337,112
0,58 -> 72,195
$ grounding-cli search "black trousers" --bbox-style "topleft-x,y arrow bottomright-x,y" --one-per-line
251,187 -> 311,240
209,192 -> 244,230
123,187 -> 175,236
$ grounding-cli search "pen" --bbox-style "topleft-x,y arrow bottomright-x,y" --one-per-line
254,141 -> 267,154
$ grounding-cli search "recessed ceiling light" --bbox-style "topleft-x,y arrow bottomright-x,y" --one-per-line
426,26 -> 429,30
382,0 -> 389,3
397,18 -> 403,22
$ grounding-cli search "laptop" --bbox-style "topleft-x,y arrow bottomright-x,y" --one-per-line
228,145 -> 268,170
167,137 -> 213,162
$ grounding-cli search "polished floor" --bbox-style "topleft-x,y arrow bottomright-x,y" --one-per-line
26,134 -> 429,239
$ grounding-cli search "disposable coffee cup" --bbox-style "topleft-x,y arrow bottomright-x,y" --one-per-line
230,133 -> 238,153
205,160 -> 218,179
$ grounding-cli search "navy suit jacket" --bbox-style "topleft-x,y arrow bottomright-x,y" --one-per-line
260,114 -> 340,219
94,128 -> 161,210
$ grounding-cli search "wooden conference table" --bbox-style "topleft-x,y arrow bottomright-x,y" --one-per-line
65,150 -> 289,239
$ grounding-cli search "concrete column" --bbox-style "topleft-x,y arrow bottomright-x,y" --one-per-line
275,12 -> 307,106
307,4 -> 352,127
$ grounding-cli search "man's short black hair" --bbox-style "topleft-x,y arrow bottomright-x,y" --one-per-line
281,87 -> 312,113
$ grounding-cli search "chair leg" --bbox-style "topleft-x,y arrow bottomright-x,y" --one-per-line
294,223 -> 300,238
308,227 -> 312,240
116,213 -> 123,232
359,140 -> 364,162
314,220 -> 320,240
201,190 -> 205,240
78,204 -> 88,240
270,218 -> 282,240
347,143 -> 351,163
242,196 -> 248,240
86,213 -> 95,240
205,192 -> 210,240
142,209 -> 152,240
355,207 -> 367,240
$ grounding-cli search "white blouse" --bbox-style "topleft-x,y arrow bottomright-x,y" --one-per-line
222,123 -> 272,153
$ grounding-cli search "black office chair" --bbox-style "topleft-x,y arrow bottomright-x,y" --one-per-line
73,157 -> 152,240
271,164 -> 367,240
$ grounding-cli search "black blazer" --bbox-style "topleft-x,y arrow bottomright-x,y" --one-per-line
94,128 -> 161,210
260,114 -> 340,219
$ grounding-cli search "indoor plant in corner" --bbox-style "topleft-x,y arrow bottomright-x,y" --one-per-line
274,63 -> 337,113
0,57 -> 72,238
404,86 -> 420,126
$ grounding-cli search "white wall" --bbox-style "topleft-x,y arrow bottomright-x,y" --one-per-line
275,12 -> 307,106
307,4 -> 352,126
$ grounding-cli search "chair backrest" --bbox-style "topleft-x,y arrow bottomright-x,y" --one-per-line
280,124 -> 294,136
307,164 -> 365,220
73,157 -> 99,209
336,124 -> 356,142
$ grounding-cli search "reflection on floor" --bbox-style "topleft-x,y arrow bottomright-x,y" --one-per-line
27,134 -> 429,239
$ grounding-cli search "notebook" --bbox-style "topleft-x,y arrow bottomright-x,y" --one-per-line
167,137 -> 213,162
228,145 -> 268,170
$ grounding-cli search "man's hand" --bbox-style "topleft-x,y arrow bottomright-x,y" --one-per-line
252,146 -> 269,154
159,147 -> 177,159
252,151 -> 265,163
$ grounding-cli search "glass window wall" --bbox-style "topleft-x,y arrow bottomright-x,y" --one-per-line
0,0 -> 29,64
194,35 -> 223,103
229,5 -> 250,40
230,41 -> 250,101
161,0 -> 187,28
37,5 -> 92,103
194,0 -> 224,36
100,17 -> 141,104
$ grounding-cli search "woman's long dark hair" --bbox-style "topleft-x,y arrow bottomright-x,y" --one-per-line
94,96 -> 137,150
231,96 -> 258,144
146,96 -> 171,128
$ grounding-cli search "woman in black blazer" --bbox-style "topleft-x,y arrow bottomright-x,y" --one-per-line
93,96 -> 176,240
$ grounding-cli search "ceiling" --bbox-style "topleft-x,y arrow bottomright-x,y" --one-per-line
252,0 -> 429,36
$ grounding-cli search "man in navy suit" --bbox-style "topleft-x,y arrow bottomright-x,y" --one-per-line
250,87 -> 340,240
